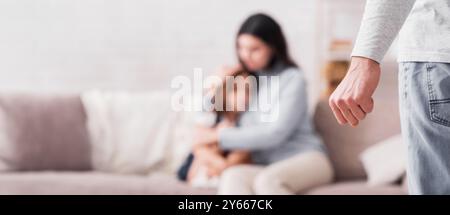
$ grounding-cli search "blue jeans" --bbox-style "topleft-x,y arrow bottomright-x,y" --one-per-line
399,62 -> 450,195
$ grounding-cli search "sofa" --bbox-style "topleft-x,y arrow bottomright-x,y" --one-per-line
0,93 -> 407,195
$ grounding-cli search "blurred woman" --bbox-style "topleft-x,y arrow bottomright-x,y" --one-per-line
194,13 -> 334,194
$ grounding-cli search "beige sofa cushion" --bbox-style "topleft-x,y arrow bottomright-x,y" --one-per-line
0,93 -> 91,171
306,181 -> 406,195
360,134 -> 406,186
313,98 -> 401,181
0,172 -> 215,195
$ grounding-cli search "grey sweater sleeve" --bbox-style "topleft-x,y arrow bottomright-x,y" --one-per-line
218,72 -> 307,151
351,0 -> 416,63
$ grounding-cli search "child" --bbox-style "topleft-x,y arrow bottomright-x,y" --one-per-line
177,71 -> 253,188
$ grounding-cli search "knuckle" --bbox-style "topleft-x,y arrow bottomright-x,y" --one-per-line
328,97 -> 335,106
344,97 -> 354,104
363,104 -> 374,113
336,98 -> 346,107
354,96 -> 364,104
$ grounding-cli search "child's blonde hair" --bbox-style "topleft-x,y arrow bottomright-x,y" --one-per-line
213,72 -> 253,116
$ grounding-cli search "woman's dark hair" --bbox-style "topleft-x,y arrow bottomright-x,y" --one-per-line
237,13 -> 298,72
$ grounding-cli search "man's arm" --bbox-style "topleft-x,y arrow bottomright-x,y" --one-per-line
329,0 -> 416,127
352,0 -> 416,63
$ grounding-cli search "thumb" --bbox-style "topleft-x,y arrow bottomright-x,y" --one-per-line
359,97 -> 374,114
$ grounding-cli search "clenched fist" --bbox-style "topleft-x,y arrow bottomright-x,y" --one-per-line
329,57 -> 381,127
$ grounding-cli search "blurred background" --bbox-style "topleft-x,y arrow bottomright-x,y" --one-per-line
0,0 -> 406,195
0,0 -> 398,107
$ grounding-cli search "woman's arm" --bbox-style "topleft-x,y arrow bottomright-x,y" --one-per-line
225,151 -> 251,167
218,71 -> 308,151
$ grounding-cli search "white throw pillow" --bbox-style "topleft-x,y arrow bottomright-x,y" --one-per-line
360,134 -> 406,186
82,90 -> 181,175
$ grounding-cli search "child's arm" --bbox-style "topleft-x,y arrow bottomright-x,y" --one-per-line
193,145 -> 227,176
225,151 -> 251,167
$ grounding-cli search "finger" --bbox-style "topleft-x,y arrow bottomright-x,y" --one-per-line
343,108 -> 359,127
346,98 -> 366,121
336,99 -> 359,126
329,99 -> 348,125
359,97 -> 374,114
